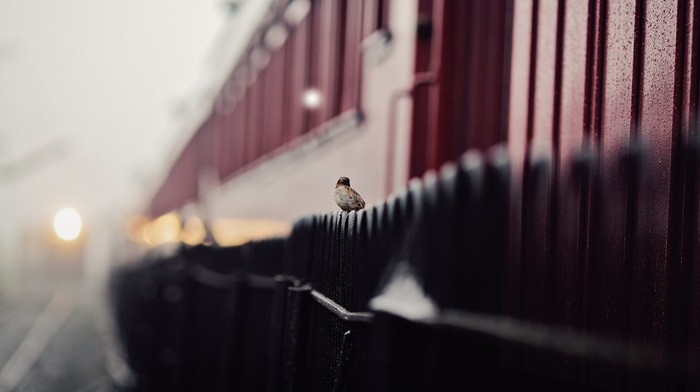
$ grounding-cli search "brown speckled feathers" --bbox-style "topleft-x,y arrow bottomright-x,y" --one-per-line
333,176 -> 365,211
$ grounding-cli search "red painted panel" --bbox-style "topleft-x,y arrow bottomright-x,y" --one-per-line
319,0 -> 342,120
408,0 -> 434,179
285,18 -> 310,143
224,98 -> 238,178
379,0 -> 389,29
214,96 -> 230,178
681,0 -> 700,130
263,48 -> 286,154
212,103 -> 225,177
197,116 -> 216,172
557,1 -> 588,160
583,1 -> 638,389
634,0 -> 679,247
256,72 -> 268,159
246,75 -> 262,162
258,64 -> 271,154
528,0 -> 559,154
627,1 -> 682,390
427,0 -> 460,168
418,0 -> 510,173
306,0 -> 324,130
232,96 -> 247,175
507,0 -> 533,169
340,0 -> 362,112
471,1 -> 508,150
502,0 -> 533,372
548,0 -> 590,383
517,0 -> 561,379
227,97 -> 243,176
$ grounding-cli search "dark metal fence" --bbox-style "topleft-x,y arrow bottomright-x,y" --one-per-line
112,134 -> 699,391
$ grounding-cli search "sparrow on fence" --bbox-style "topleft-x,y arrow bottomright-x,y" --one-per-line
334,177 -> 365,211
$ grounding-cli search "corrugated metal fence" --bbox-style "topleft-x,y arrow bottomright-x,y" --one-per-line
112,133 -> 699,391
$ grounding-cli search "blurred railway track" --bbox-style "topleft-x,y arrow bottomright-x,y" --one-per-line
0,275 -> 118,392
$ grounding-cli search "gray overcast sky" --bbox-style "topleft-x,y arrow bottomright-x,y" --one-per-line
0,0 -> 231,251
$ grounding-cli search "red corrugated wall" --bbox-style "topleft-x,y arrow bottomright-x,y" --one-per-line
501,0 -> 698,390
409,0 -> 512,178
412,0 -> 698,389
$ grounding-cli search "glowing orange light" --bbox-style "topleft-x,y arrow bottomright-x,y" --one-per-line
144,213 -> 181,245
180,216 -> 206,246
212,218 -> 292,247
53,208 -> 82,241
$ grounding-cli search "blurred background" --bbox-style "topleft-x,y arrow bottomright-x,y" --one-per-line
0,1 -> 281,390
0,0 -> 416,389
0,0 -> 252,289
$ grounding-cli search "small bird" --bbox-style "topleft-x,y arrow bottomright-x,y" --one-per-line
334,176 -> 365,211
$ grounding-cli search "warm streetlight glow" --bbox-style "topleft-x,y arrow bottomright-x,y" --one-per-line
180,216 -> 206,246
53,208 -> 82,241
211,218 -> 292,247
143,213 -> 181,245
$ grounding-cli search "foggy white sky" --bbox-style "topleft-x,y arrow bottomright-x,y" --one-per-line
0,0 -> 235,251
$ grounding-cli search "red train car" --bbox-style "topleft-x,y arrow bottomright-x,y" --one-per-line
147,0 -> 698,248
148,0 -> 410,226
